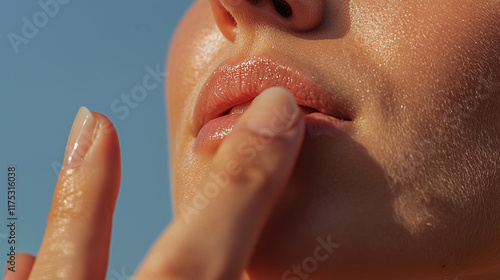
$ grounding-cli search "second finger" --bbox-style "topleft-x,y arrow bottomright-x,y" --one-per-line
28,108 -> 121,280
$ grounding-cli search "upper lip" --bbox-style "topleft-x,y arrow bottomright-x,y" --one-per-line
192,55 -> 352,135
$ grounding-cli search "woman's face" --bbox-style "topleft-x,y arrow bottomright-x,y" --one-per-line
166,0 -> 500,279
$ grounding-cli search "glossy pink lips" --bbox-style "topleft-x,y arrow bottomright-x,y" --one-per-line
196,114 -> 242,150
193,56 -> 353,151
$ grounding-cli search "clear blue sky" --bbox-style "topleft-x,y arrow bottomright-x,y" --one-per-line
0,1 -> 193,278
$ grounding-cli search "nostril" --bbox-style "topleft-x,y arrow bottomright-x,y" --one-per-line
272,0 -> 292,18
211,0 -> 238,41
213,0 -> 324,35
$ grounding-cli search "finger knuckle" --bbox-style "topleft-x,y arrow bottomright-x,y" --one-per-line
232,164 -> 271,192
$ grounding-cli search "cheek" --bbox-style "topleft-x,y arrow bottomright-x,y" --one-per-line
351,1 -> 500,58
351,0 -> 500,91
167,0 -> 226,133
166,0 -> 231,207
349,0 -> 500,233
350,0 -> 500,148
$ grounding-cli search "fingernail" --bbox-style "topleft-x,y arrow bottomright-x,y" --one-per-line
64,107 -> 97,168
244,87 -> 301,134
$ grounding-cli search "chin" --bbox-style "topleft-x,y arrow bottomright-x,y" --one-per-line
231,135 -> 498,280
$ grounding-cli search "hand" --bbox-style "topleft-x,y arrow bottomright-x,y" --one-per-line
3,87 -> 305,280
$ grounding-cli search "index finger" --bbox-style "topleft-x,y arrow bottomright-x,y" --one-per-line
28,108 -> 121,280
135,87 -> 305,279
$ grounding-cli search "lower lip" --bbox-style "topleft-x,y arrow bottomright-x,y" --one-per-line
194,114 -> 241,152
194,112 -> 350,152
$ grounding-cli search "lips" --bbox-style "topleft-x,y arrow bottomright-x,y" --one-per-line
192,56 -> 353,150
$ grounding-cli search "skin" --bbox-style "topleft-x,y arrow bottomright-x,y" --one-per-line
6,0 -> 500,280
8,89 -> 305,280
168,0 -> 500,279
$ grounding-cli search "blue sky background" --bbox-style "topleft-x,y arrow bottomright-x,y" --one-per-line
0,1 -> 193,278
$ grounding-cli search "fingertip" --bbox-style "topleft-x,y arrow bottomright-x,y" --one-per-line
217,87 -> 305,171
86,111 -> 121,181
30,109 -> 121,279
57,108 -> 121,214
238,87 -> 303,135
3,253 -> 35,280
89,111 -> 122,212
63,106 -> 97,169
91,111 -> 119,140
62,107 -> 120,170
80,110 -> 121,215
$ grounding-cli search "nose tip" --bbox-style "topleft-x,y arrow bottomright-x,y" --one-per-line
210,0 -> 326,42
